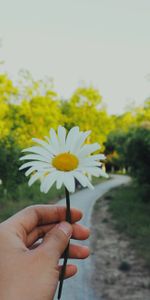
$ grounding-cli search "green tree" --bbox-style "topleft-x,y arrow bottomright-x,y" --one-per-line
62,86 -> 113,148
9,95 -> 63,148
105,131 -> 128,171
135,98 -> 150,127
113,98 -> 150,132
17,70 -> 55,101
113,111 -> 136,132
0,98 -> 10,138
126,127 -> 150,184
0,73 -> 18,140
3,72 -> 63,148
0,73 -> 18,102
0,135 -> 25,194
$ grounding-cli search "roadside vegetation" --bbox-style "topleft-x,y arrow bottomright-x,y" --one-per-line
0,182 -> 64,222
107,183 -> 150,268
0,70 -> 149,229
0,176 -> 105,222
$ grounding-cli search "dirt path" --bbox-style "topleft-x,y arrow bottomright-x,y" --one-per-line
91,192 -> 150,300
54,175 -> 130,300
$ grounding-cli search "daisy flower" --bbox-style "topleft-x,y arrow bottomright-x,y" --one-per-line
19,126 -> 108,193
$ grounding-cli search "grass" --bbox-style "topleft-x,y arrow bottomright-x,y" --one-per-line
106,183 -> 150,268
0,176 -> 107,222
0,181 -> 64,222
92,176 -> 108,185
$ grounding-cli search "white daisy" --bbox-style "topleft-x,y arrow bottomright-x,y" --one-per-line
19,126 -> 108,193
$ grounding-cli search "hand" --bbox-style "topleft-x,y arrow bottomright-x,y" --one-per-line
0,205 -> 90,300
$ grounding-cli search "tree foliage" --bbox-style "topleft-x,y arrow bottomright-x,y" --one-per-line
62,86 -> 113,147
105,131 -> 128,171
0,70 -> 150,197
126,127 -> 150,184
0,73 -> 18,102
105,125 -> 150,202
0,135 -> 25,193
9,96 -> 62,147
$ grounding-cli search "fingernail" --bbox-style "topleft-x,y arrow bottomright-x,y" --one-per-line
83,245 -> 91,255
58,222 -> 72,238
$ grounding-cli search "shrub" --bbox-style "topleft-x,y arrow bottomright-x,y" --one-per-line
0,135 -> 25,195
126,127 -> 150,185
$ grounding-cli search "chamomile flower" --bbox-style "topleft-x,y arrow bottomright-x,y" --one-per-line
19,126 -> 108,193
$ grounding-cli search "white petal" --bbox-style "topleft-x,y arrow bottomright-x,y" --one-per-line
79,160 -> 101,167
69,132 -> 82,153
28,172 -> 41,186
74,171 -> 94,190
44,177 -> 57,193
44,136 -> 50,143
32,138 -> 55,155
79,156 -> 102,165
63,173 -> 75,193
22,146 -> 52,159
73,171 -> 87,187
20,154 -> 50,163
98,168 -> 109,178
78,143 -> 100,157
19,161 -> 49,170
83,166 -> 108,178
58,126 -> 67,152
82,167 -> 103,177
25,166 -> 36,176
84,177 -> 94,190
25,166 -> 54,177
49,128 -> 60,153
41,172 -> 58,193
90,154 -> 106,161
40,183 -> 44,193
71,131 -> 91,153
66,127 -> 80,151
56,172 -> 64,189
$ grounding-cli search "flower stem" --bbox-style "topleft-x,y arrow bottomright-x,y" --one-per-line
57,188 -> 71,299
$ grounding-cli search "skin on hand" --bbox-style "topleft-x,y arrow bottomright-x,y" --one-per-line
0,205 -> 90,300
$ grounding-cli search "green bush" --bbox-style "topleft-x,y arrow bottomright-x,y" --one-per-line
126,127 -> 150,185
0,135 -> 25,194
109,184 -> 150,267
105,131 -> 128,171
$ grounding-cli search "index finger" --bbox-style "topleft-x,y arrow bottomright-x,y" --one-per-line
4,205 -> 83,234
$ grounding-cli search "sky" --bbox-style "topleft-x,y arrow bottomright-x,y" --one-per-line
0,0 -> 150,114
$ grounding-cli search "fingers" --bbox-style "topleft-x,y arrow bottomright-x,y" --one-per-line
27,224 -> 55,247
36,221 -> 72,265
65,244 -> 90,259
26,222 -> 90,247
72,223 -> 90,240
58,264 -> 77,280
5,205 -> 82,240
30,241 -> 90,260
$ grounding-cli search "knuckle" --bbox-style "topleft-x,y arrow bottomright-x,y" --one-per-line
53,230 -> 67,245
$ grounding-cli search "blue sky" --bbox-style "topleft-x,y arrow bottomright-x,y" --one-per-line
0,0 -> 150,114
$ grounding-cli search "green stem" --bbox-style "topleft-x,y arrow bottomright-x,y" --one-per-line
57,188 -> 71,299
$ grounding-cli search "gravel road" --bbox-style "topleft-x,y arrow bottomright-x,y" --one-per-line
54,174 -> 131,300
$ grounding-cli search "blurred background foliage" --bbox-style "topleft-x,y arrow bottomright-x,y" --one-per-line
0,70 -> 150,220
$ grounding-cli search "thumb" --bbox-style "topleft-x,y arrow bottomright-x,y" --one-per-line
38,222 -> 72,264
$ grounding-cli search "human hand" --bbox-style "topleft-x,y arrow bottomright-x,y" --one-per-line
0,205 -> 90,300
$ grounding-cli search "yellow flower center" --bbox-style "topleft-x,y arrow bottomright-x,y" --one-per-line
52,152 -> 79,171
